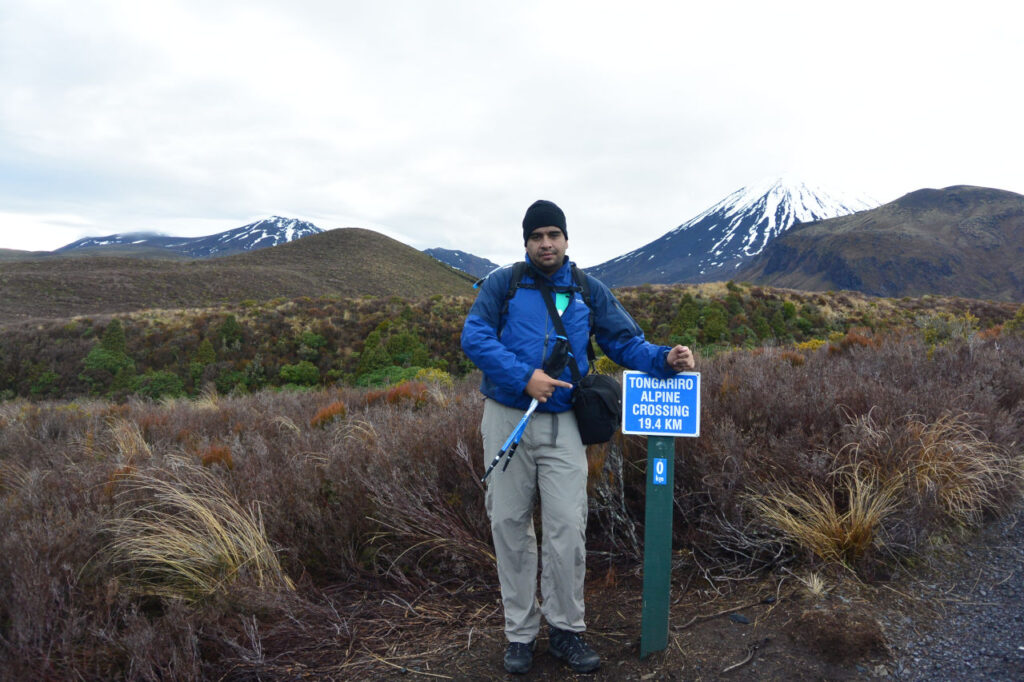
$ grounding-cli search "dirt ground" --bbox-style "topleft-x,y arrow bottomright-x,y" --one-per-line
360,568 -> 893,681
353,510 -> 1023,681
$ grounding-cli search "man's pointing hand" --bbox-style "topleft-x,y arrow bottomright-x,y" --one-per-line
526,369 -> 573,403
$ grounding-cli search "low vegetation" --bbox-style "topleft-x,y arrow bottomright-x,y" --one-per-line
1,316 -> 1022,678
1,281 -> 1018,403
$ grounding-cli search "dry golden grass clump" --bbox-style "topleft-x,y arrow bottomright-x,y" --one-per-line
855,411 -> 1024,528
104,459 -> 294,602
746,410 -> 1023,569
106,418 -> 152,463
751,464 -> 904,565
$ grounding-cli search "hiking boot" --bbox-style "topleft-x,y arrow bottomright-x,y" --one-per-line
504,640 -> 535,674
548,626 -> 601,673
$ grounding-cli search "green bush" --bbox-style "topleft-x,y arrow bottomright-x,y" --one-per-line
701,303 -> 729,344
133,370 -> 185,400
279,361 -> 321,386
101,318 -> 128,354
1005,305 -> 1024,336
29,370 -> 60,398
300,331 -> 328,349
82,347 -> 134,375
356,331 -> 390,377
215,369 -> 247,394
916,312 -> 979,345
243,355 -> 267,390
195,338 -> 216,365
356,365 -> 422,387
218,314 -> 243,348
80,343 -> 136,395
385,331 -> 430,367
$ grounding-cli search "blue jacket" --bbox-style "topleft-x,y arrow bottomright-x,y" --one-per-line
461,255 -> 677,412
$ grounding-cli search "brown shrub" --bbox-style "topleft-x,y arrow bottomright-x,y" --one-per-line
364,388 -> 387,406
199,444 -> 233,469
839,329 -> 879,350
310,400 -> 347,428
977,324 -> 1002,341
385,381 -> 430,407
780,350 -> 806,366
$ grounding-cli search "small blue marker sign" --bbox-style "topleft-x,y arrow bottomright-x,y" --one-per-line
652,457 -> 668,485
622,371 -> 700,438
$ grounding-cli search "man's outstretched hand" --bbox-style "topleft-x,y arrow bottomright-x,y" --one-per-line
666,345 -> 695,373
525,369 -> 573,402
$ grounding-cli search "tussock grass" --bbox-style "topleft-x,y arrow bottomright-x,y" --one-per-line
750,464 -> 903,565
850,411 -> 1024,528
0,459 -> 34,496
908,414 -> 1022,525
107,418 -> 152,463
745,407 -> 1023,568
105,458 -> 294,602
192,387 -> 221,411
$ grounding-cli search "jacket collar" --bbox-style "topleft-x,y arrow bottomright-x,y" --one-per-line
524,254 -> 572,284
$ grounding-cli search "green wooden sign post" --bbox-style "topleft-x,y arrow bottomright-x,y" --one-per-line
621,370 -> 701,659
640,435 -> 675,657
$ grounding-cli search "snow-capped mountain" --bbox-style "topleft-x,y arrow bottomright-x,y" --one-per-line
56,217 -> 323,258
587,178 -> 878,286
55,232 -> 183,252
424,247 -> 500,279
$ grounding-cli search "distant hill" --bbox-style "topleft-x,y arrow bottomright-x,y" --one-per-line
54,216 -> 322,258
0,228 -> 476,322
0,248 -> 54,262
587,178 -> 877,286
424,248 -> 500,278
736,185 -> 1024,301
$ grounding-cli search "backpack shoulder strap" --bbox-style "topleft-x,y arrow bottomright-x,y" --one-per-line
505,261 -> 528,304
571,264 -> 598,363
493,261 -> 528,338
571,263 -> 591,308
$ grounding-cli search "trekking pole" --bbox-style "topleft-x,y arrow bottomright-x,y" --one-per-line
481,398 -> 539,482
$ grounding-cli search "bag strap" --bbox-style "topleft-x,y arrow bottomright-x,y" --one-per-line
535,278 -> 584,384
570,265 -> 598,363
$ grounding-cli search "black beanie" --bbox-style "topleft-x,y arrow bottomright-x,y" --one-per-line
522,200 -> 567,244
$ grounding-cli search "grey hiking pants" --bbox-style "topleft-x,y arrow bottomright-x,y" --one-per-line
481,398 -> 589,643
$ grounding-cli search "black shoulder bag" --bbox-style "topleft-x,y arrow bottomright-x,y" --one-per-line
536,279 -> 622,445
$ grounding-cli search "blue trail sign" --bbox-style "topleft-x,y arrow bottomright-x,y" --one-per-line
621,370 -> 701,658
621,371 -> 700,438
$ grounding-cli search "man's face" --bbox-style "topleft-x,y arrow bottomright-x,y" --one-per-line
525,226 -> 567,274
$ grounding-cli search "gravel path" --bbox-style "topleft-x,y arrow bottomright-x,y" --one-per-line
885,508 -> 1024,680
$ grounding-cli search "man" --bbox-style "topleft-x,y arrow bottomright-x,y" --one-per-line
461,199 -> 695,674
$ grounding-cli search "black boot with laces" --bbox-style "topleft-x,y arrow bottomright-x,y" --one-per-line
503,640 -> 535,674
548,626 -> 601,673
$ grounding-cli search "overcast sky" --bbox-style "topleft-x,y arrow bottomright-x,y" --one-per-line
1,0 -> 1021,267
